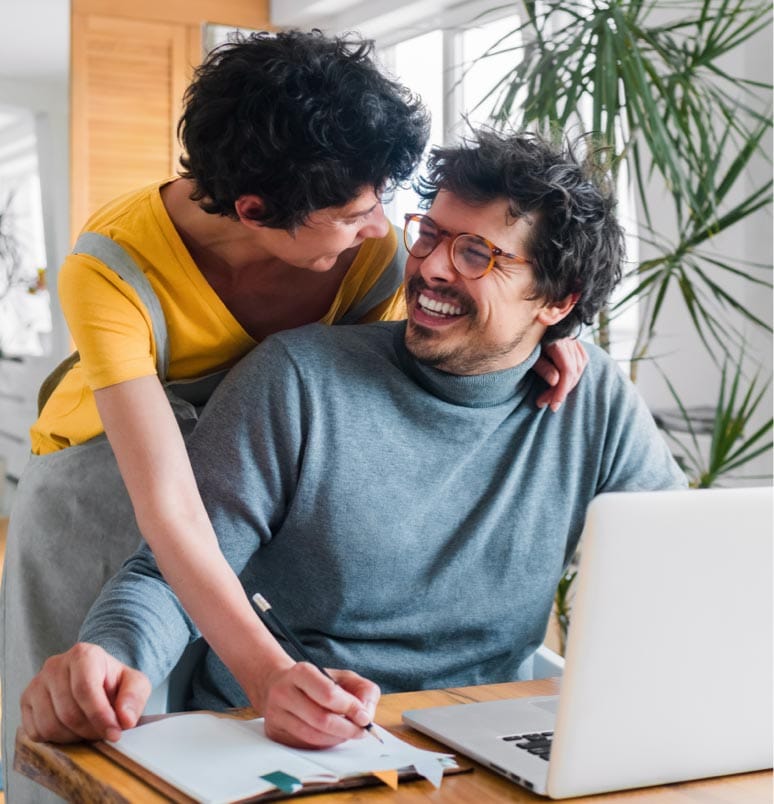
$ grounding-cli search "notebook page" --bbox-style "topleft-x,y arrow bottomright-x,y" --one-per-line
112,713 -> 454,802
113,714 -> 338,803
287,724 -> 453,787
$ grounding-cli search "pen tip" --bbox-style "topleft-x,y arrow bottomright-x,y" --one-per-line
366,724 -> 384,743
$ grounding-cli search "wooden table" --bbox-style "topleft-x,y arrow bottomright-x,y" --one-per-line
15,678 -> 772,803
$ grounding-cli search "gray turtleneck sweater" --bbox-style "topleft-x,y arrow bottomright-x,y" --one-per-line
81,321 -> 686,708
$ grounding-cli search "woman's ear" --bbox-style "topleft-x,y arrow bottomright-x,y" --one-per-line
537,293 -> 580,327
234,195 -> 265,225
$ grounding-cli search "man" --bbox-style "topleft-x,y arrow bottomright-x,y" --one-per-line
20,130 -> 685,754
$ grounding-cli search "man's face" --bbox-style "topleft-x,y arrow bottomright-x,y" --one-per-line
404,191 -> 562,376
238,187 -> 390,272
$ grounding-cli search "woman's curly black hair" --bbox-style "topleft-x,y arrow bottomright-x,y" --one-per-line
178,30 -> 430,229
415,130 -> 625,341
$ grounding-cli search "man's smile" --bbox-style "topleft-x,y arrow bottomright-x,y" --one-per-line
417,292 -> 464,318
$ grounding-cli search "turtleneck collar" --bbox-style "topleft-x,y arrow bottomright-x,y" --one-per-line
392,321 -> 540,408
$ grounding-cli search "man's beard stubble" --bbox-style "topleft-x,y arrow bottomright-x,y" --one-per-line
403,275 -> 528,375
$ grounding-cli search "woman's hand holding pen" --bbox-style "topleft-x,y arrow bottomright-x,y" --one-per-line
258,662 -> 381,749
209,594 -> 381,751
243,593 -> 382,748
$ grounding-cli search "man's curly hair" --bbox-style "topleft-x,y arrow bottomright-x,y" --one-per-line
415,130 -> 624,341
178,30 -> 430,229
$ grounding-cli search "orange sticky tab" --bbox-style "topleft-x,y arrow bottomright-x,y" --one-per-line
373,769 -> 399,790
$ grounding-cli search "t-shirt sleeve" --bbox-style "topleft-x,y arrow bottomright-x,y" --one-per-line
58,252 -> 158,390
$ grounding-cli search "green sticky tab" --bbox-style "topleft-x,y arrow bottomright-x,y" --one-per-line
260,770 -> 303,793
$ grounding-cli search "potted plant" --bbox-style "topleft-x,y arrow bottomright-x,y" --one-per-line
470,0 -> 773,648
477,0 -> 770,357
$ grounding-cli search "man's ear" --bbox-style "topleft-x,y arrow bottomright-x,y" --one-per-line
234,195 -> 265,225
537,293 -> 579,327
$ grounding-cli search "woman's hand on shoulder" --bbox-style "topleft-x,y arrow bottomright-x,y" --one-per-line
534,338 -> 589,412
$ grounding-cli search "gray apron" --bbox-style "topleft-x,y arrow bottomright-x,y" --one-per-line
0,233 -> 225,802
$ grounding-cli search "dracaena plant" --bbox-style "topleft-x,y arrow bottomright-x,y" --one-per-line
470,0 -> 772,651
474,0 -> 772,371
658,352 -> 773,489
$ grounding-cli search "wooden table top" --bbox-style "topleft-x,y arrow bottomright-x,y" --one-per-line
15,677 -> 772,803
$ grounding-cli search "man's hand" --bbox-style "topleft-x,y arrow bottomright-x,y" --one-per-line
20,643 -> 151,744
534,338 -> 589,411
259,662 -> 380,749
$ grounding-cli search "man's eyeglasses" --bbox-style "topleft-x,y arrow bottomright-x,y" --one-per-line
403,213 -> 532,280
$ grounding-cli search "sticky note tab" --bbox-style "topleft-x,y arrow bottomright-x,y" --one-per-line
260,770 -> 303,793
373,769 -> 399,790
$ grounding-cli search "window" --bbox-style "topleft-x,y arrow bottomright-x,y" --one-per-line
376,8 -> 637,360
379,30 -> 444,225
379,6 -> 522,228
459,14 -> 525,133
0,106 -> 50,358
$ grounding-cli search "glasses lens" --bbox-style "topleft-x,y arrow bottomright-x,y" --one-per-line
453,234 -> 494,278
405,216 -> 439,258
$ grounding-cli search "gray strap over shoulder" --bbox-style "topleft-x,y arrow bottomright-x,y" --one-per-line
337,224 -> 407,325
72,232 -> 170,379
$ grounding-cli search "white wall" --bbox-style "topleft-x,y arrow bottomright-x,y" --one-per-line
0,75 -> 70,479
633,22 -> 773,484
0,0 -> 70,482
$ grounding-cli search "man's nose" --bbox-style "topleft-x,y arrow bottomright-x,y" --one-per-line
419,237 -> 458,284
357,204 -> 390,240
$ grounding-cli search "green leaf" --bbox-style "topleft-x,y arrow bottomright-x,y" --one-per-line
476,0 -> 772,366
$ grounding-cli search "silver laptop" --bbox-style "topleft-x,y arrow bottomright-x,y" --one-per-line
403,487 -> 773,798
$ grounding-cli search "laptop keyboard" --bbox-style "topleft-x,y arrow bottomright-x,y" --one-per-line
501,731 -> 554,761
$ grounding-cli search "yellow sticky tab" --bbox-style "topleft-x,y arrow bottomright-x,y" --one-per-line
373,769 -> 399,790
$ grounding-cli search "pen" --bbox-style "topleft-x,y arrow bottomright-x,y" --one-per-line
251,593 -> 383,744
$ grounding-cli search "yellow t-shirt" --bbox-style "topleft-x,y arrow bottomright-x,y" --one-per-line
31,180 -> 406,454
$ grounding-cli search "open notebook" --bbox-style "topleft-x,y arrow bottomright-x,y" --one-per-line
98,711 -> 461,803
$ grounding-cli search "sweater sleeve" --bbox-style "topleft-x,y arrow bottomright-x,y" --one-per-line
593,355 -> 688,493
78,543 -> 197,685
186,335 -> 306,570
78,335 -> 307,680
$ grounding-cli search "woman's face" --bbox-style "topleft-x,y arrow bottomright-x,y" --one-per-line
237,188 -> 391,272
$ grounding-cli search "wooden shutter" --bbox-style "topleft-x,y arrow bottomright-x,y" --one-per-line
71,14 -> 189,234
70,0 -> 270,240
